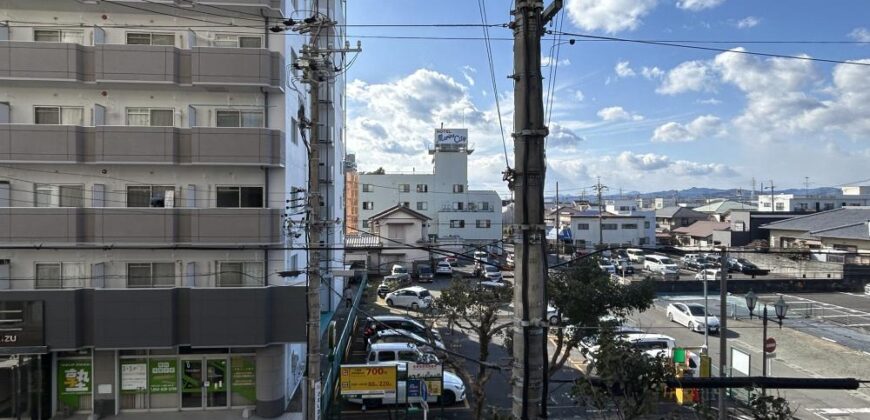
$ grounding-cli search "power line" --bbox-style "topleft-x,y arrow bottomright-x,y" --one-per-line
551,30 -> 870,67
476,0 -> 510,171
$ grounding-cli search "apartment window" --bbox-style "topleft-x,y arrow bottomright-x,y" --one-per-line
216,110 -> 264,128
416,201 -> 427,211
213,33 -> 263,48
127,185 -> 175,208
476,219 -> 491,228
126,32 -> 175,46
577,223 -> 590,230
622,223 -> 638,229
126,108 -> 174,126
762,202 -> 771,208
217,262 -> 264,287
362,184 -> 374,193
480,202 -> 490,211
450,220 -> 465,228
216,186 -> 263,208
416,184 -> 428,193
575,239 -> 587,247
34,29 -> 83,44
453,202 -> 464,211
398,184 -> 410,193
35,184 -> 83,207
127,263 -> 175,288
34,106 -> 83,125
35,263 -> 86,289
602,223 -> 618,230
775,202 -> 785,211
362,220 -> 370,228
453,184 -> 464,193
362,202 -> 374,210
401,202 -> 410,208
644,221 -> 650,229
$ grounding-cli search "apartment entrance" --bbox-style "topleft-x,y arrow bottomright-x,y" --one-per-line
180,357 -> 228,410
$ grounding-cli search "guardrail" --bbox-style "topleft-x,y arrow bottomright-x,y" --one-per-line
321,272 -> 367,418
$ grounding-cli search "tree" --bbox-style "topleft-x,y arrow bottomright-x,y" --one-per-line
434,280 -> 512,419
746,391 -> 796,420
547,258 -> 656,377
574,329 -> 674,419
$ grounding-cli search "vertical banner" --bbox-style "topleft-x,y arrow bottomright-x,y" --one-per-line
231,356 -> 257,402
58,359 -> 91,410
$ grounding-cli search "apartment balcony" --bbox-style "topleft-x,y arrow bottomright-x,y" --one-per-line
0,41 -> 86,81
107,0 -> 285,17
0,41 -> 284,90
0,125 -> 284,166
0,208 -> 280,246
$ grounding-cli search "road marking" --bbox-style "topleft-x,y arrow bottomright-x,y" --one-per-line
821,337 -> 838,343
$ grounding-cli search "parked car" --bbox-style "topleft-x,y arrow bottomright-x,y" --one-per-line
473,250 -> 488,262
482,264 -> 502,281
505,252 -> 515,268
435,261 -> 453,275
351,356 -> 465,407
443,256 -> 458,267
694,268 -> 721,280
416,266 -> 434,283
366,342 -> 439,365
626,248 -> 645,263
377,276 -> 407,298
643,255 -> 680,275
699,255 -> 722,269
611,257 -> 635,275
385,286 -> 433,310
478,277 -> 509,288
390,264 -> 411,282
598,261 -> 616,275
666,302 -> 720,334
367,329 -> 446,353
585,332 -> 676,363
728,258 -> 769,275
363,315 -> 442,341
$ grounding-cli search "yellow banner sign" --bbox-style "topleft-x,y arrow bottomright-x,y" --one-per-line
340,364 -> 397,396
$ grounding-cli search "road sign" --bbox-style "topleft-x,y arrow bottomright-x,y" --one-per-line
408,362 -> 443,397
339,364 -> 397,397
764,337 -> 777,353
407,379 -> 422,398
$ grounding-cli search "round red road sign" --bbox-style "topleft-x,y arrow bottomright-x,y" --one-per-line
764,337 -> 777,353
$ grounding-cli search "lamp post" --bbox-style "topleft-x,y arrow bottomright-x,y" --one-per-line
745,292 -> 789,396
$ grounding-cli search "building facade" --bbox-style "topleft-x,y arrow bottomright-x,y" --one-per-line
757,186 -> 870,212
356,129 -> 503,246
0,1 -> 346,418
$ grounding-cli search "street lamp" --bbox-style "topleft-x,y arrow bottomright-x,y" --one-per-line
745,290 -> 758,319
774,295 -> 789,327
744,292 -> 789,396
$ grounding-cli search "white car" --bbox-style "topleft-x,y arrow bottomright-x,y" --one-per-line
479,278 -> 509,288
643,255 -> 679,274
385,286 -> 433,310
482,264 -> 502,281
585,332 -> 675,363
667,302 -> 720,334
598,261 -> 616,274
506,252 -> 515,268
367,329 -> 446,353
348,360 -> 466,407
509,303 -> 561,325
435,261 -> 453,275
694,269 -> 721,280
390,264 -> 411,282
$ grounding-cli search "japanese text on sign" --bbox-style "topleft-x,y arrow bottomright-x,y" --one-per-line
339,364 -> 397,396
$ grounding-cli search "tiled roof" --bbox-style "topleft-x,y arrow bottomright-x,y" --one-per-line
368,204 -> 431,221
693,200 -> 756,214
345,233 -> 382,248
656,206 -> 708,219
672,221 -> 731,238
760,207 -> 870,233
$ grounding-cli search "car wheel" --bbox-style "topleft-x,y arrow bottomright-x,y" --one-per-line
386,299 -> 394,307
411,302 -> 419,311
688,322 -> 695,331
549,316 -> 560,326
440,390 -> 457,405
667,312 -> 674,322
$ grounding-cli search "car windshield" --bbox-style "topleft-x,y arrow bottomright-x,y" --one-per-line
419,267 -> 432,273
659,258 -> 673,264
634,341 -> 669,350
485,266 -> 499,272
688,306 -> 706,316
418,290 -> 431,298
393,267 -> 407,274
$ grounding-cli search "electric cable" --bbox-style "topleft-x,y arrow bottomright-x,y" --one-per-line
476,0 -> 511,171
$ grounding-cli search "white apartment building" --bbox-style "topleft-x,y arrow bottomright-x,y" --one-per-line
757,186 -> 870,212
561,202 -> 655,250
0,1 -> 346,418
357,129 -> 502,247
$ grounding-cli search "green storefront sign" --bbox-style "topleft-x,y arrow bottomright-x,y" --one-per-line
231,357 -> 256,402
58,359 -> 91,410
149,359 -> 178,394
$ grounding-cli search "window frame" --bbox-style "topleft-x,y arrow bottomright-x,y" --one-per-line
398,184 -> 410,193
217,261 -> 265,287
34,184 -> 84,208
416,201 -> 427,211
34,106 -> 84,125
362,201 -> 374,210
33,28 -> 84,44
126,185 -> 176,208
125,32 -> 175,46
215,109 -> 265,128
125,107 -> 174,127
362,184 -> 374,193
577,223 -> 590,230
35,262 -> 87,289
601,223 -> 618,231
126,262 -> 176,288
452,184 -> 464,193
449,220 -> 465,228
475,219 -> 491,228
212,33 -> 264,48
621,223 -> 638,230
216,185 -> 264,208
416,184 -> 428,193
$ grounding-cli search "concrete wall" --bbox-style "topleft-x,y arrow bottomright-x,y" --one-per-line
730,250 -> 844,278
569,214 -> 655,248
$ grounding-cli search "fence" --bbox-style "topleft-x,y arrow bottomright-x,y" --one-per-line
321,272 -> 368,418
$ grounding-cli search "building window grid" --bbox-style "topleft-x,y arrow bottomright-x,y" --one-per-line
476,219 -> 491,228
34,29 -> 84,44
453,184 -> 464,193
416,184 -> 428,193
34,106 -> 83,125
212,33 -> 263,48
217,261 -> 264,287
215,110 -> 264,128
35,262 -> 87,289
126,107 -> 174,127
35,184 -> 84,208
362,184 -> 374,193
621,223 -> 638,229
126,32 -> 175,46
127,185 -> 175,208
416,202 -> 428,211
398,184 -> 410,193
127,262 -> 176,288
601,223 -> 618,230
216,186 -> 264,208
450,220 -> 465,228
577,223 -> 590,230
362,202 -> 374,210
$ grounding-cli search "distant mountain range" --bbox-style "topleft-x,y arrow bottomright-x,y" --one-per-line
552,187 -> 841,202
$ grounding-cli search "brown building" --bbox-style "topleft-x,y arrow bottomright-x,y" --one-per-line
345,154 -> 359,236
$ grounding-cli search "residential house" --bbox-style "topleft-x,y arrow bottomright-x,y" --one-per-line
693,200 -> 756,221
673,221 -> 731,248
655,206 -> 711,232
346,205 -> 433,273
760,207 -> 870,264
566,210 -> 655,250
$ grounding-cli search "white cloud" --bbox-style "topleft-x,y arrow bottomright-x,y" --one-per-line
597,106 -> 644,121
652,114 -> 724,142
641,66 -> 664,79
614,61 -> 636,77
697,98 -> 722,105
566,0 -> 658,33
542,56 -> 572,66
617,151 -> 671,171
574,90 -> 585,101
461,65 -> 476,87
670,160 -> 735,176
657,60 -> 717,94
848,27 -> 870,42
548,122 -> 586,147
676,0 -> 725,11
736,16 -> 760,29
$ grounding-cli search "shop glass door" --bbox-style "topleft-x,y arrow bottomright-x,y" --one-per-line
180,357 -> 228,409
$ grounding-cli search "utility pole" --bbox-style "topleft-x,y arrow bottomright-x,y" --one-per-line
805,176 -> 810,197
751,177 -> 756,203
510,0 -> 561,418
718,246 -> 729,419
282,14 -> 361,420
555,181 -> 560,259
592,177 -> 608,247
769,180 -> 775,213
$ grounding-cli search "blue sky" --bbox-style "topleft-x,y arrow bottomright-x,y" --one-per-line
345,0 -> 870,197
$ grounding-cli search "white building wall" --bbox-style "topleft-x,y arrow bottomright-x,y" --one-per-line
569,214 -> 654,249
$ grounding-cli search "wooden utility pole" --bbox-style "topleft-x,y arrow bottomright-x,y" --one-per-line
510,0 -> 561,418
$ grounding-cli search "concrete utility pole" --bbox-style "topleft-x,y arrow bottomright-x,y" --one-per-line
718,246 -> 729,419
593,177 -> 608,247
290,15 -> 361,420
510,0 -> 561,418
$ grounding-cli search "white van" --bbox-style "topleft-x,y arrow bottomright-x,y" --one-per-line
626,248 -> 645,263
643,255 -> 679,274
367,342 -> 438,365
